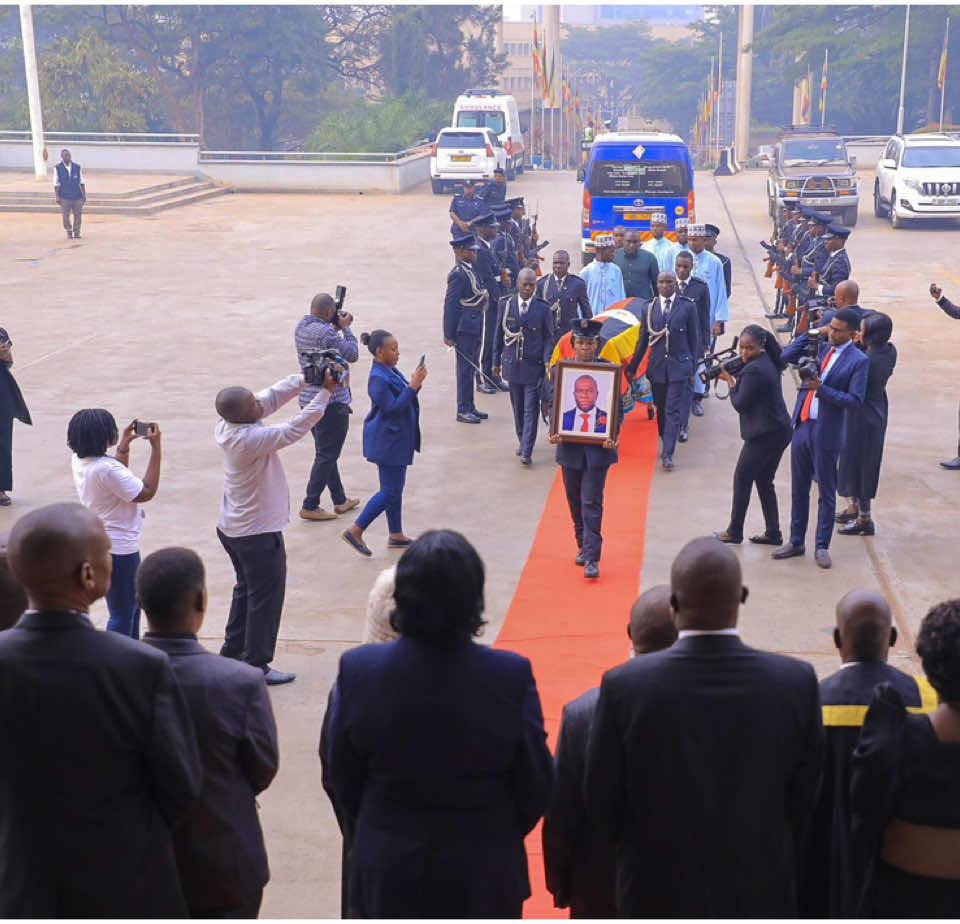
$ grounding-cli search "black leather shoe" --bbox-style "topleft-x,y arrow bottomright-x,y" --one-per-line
839,519 -> 876,536
772,543 -> 805,559
749,533 -> 782,546
691,400 -> 704,418
835,508 -> 858,524
662,455 -> 674,471
584,561 -> 599,579
476,382 -> 497,394
495,379 -> 510,393
574,549 -> 586,566
264,668 -> 296,685
940,456 -> 960,470
712,531 -> 742,544
678,427 -> 689,443
73,232 -> 81,239
471,409 -> 489,420
457,412 -> 482,424
520,456 -> 532,466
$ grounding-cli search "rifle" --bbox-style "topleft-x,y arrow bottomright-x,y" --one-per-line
531,202 -> 541,276
525,239 -> 551,270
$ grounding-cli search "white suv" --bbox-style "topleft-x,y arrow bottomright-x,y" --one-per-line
874,133 -> 960,228
430,127 -> 506,195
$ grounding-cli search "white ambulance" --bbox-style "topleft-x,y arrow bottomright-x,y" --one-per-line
453,89 -> 525,179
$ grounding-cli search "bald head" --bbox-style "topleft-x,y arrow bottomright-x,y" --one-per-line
628,584 -> 678,655
834,280 -> 860,308
834,589 -> 896,663
670,537 -> 746,631
0,541 -> 27,630
7,503 -> 112,613
215,386 -> 262,424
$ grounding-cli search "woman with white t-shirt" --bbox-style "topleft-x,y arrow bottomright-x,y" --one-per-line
68,409 -> 161,638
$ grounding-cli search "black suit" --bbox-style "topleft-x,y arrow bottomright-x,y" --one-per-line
937,295 -> 960,456
144,634 -> 279,917
322,637 -> 554,919
542,686 -> 617,918
585,634 -> 823,918
726,353 -> 793,539
629,294 -> 699,457
0,611 -> 202,918
675,277 -> 711,353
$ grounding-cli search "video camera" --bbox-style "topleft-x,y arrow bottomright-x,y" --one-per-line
699,336 -> 743,385
796,329 -> 827,382
333,284 -> 349,327
301,348 -> 349,387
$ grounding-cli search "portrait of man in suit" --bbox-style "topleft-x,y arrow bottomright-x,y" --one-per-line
563,374 -> 608,433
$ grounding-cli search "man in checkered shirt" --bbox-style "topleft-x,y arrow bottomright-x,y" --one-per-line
294,293 -> 360,521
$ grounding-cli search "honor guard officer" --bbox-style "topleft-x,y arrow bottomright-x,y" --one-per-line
449,180 -> 485,234
443,232 -> 490,424
506,197 -> 529,263
704,224 -> 732,299
548,319 -> 620,580
483,167 -> 507,205
493,204 -> 520,294
536,250 -> 593,340
493,267 -> 556,465
472,211 -> 510,394
627,271 -> 700,471
811,225 -> 852,298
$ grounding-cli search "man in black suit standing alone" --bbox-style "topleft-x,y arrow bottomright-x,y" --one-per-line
139,547 -> 279,918
0,503 -> 202,918
627,270 -> 700,471
584,537 -> 823,918
543,585 -> 677,918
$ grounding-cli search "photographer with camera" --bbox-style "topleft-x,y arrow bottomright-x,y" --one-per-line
929,282 -> 960,469
712,326 -> 793,546
295,291 -> 359,521
215,367 -> 337,685
773,308 -> 869,569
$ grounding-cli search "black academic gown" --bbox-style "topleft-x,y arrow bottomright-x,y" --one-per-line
838,343 -> 896,502
800,663 -> 935,918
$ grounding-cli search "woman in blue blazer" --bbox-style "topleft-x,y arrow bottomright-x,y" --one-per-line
342,330 -> 425,557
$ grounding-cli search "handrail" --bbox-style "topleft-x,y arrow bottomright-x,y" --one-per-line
198,146 -> 430,163
0,130 -> 199,143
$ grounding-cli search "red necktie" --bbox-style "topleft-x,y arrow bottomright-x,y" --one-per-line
581,413 -> 590,432
799,347 -> 834,422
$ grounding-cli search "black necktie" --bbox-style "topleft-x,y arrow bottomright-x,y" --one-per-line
663,297 -> 671,317
678,281 -> 687,294
520,300 -> 528,316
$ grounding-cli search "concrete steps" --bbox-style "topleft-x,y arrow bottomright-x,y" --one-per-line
0,175 -> 233,215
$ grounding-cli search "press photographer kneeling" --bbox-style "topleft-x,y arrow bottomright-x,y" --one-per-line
711,325 -> 793,545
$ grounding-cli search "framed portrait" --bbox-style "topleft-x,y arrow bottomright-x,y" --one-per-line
550,360 -> 622,445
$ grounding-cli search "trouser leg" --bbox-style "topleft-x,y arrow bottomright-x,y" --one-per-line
561,466 -> 585,550
0,413 -> 13,491
651,380 -> 667,438
72,200 -> 83,233
480,300 -> 497,377
218,528 -> 248,659
578,465 -> 609,561
508,382 -> 525,442
789,422 -> 814,547
728,440 -> 763,539
455,335 -> 479,414
383,466 -> 406,535
302,402 -> 350,509
218,530 -> 286,670
813,443 -> 841,550
661,380 -> 688,457
755,428 -> 792,536
520,381 -> 540,456
60,201 -> 73,232
105,551 -> 141,639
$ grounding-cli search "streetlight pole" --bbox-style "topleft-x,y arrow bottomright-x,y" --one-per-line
19,4 -> 46,179
897,4 -> 911,135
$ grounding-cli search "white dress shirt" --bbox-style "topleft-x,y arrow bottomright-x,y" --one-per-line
809,337 -> 851,421
677,628 -> 740,639
570,404 -> 599,432
216,374 -> 331,538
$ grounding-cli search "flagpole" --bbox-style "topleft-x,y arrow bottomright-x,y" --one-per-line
897,4 -> 911,135
716,31 -> 723,157
529,16 -> 536,161
941,17 -> 950,131
821,49 -> 828,127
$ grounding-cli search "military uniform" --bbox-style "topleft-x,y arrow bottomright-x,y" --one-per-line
536,271 -> 592,339
482,169 -> 507,205
442,233 -> 488,423
816,225 -> 852,297
494,292 -> 555,461
448,189 -> 485,235
493,206 -> 520,294
471,212 -> 507,392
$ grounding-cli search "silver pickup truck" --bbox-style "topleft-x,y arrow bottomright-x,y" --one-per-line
765,129 -> 859,226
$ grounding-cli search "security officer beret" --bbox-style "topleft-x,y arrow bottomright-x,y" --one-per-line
571,318 -> 604,339
492,205 -> 512,219
450,232 -> 480,249
471,211 -> 498,226
826,223 -> 851,239
506,196 -> 525,208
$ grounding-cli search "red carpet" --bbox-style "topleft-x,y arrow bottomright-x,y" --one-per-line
494,410 -> 659,918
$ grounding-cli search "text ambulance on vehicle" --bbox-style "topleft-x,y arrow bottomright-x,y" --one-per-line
453,90 -> 525,180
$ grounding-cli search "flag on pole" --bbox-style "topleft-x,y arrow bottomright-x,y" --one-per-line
800,74 -> 810,120
532,20 -> 542,90
548,52 -> 557,107
819,50 -> 828,113
939,25 -> 949,91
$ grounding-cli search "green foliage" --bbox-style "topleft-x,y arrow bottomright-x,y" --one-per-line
21,28 -> 158,132
305,93 -> 451,152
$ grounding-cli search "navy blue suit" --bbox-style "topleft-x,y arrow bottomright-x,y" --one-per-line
629,294 -> 699,457
781,336 -> 869,549
474,237 -> 503,380
322,637 -> 554,918
536,272 -> 592,339
494,231 -> 520,293
443,260 -> 487,416
356,361 -> 421,535
448,193 -> 484,234
495,294 -> 555,457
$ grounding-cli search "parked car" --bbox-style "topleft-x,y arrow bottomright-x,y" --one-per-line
453,90 -> 524,179
748,145 -> 774,168
429,127 -> 507,195
766,128 -> 859,226
874,132 -> 960,228
578,132 -> 695,266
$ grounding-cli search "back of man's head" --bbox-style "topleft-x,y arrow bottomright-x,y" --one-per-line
834,279 -> 859,307
137,547 -> 206,635
834,589 -> 895,663
215,386 -> 255,424
0,542 -> 27,630
7,503 -> 111,613
310,293 -> 335,318
834,306 -> 862,331
628,584 -> 677,655
670,537 -> 746,631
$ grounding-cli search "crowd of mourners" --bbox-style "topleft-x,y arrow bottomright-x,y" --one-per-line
0,510 -> 958,919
